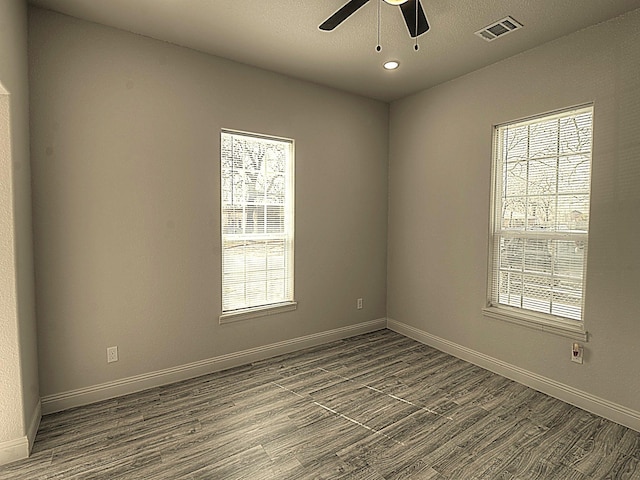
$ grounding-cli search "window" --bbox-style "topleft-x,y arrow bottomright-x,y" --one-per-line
485,105 -> 593,337
220,130 -> 295,322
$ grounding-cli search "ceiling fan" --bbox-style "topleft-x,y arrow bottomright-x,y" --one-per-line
319,0 -> 429,38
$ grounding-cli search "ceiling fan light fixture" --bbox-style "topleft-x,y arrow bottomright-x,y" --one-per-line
383,60 -> 400,70
383,0 -> 409,4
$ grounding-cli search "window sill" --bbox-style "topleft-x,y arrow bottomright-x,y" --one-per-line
219,301 -> 297,324
482,306 -> 588,342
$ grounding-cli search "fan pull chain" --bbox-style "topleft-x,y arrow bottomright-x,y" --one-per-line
376,0 -> 382,52
414,0 -> 419,50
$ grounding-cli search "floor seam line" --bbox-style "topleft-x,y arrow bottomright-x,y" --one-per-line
315,367 -> 454,421
271,381 -> 405,446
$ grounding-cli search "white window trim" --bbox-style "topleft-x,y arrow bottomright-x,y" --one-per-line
482,306 -> 587,341
485,104 -> 593,341
219,301 -> 298,324
220,129 -> 296,321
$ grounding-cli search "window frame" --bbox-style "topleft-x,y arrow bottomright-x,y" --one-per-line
483,105 -> 593,341
219,129 -> 296,324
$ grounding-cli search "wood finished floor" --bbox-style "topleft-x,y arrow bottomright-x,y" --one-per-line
2,329 -> 640,479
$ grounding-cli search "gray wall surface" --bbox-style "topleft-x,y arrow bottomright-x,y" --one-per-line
29,8 -> 389,397
26,2 -> 640,424
0,0 -> 39,450
388,9 -> 640,412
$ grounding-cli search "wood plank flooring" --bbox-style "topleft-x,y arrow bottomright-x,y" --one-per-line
2,329 -> 639,479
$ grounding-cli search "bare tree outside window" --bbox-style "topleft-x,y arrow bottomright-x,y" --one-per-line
221,131 -> 294,313
489,106 -> 593,322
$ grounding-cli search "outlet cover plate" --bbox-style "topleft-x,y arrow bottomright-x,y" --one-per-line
571,345 -> 583,364
107,346 -> 118,363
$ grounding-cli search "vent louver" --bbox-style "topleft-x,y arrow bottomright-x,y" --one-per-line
475,16 -> 522,42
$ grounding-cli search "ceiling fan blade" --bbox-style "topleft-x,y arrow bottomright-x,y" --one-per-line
400,0 -> 429,38
319,0 -> 371,31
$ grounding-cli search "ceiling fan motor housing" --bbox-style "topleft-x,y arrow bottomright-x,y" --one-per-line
319,0 -> 429,38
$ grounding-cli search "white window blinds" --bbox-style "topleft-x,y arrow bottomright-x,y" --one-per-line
489,106 -> 593,322
221,130 -> 294,313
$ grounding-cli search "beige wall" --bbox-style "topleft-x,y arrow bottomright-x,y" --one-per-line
388,9 -> 640,411
27,1 -> 640,425
0,84 -> 23,452
0,0 -> 39,461
28,8 -> 389,397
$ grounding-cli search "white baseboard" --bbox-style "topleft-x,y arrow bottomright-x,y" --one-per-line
0,400 -> 42,466
42,318 -> 387,415
388,318 -> 640,433
0,436 -> 29,467
27,400 -> 41,450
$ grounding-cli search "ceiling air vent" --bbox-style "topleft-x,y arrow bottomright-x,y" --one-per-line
475,16 -> 522,42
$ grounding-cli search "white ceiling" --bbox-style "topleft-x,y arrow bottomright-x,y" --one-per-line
29,0 -> 640,102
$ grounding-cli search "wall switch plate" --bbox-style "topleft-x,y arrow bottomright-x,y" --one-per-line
107,346 -> 118,363
357,298 -> 363,309
571,343 -> 583,364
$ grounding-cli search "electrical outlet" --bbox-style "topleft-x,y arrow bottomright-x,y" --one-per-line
107,346 -> 118,363
571,343 -> 583,364
357,298 -> 363,310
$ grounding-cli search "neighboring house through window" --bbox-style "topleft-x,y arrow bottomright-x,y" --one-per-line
485,105 -> 594,339
220,130 -> 295,323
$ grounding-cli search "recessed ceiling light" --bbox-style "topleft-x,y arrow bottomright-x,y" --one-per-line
384,61 -> 399,70
383,0 -> 408,5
